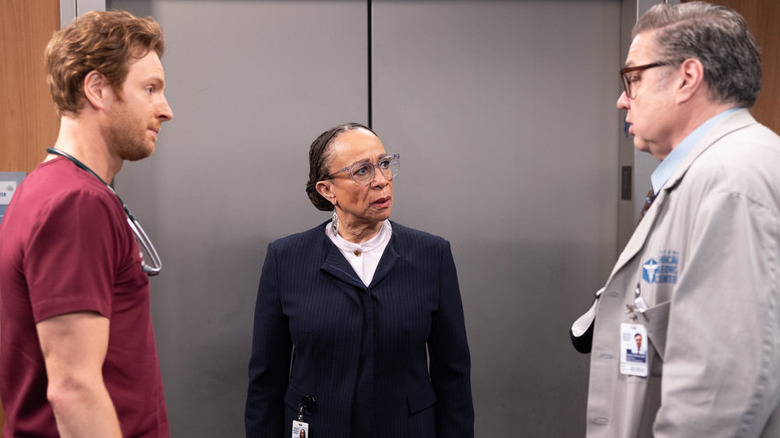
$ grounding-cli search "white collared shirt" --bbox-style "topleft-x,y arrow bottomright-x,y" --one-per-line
325,220 -> 392,286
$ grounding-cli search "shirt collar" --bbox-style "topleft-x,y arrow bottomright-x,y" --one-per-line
650,107 -> 739,194
325,219 -> 392,254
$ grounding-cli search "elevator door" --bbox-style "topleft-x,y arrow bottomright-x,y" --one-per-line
372,2 -> 620,436
110,0 -> 620,436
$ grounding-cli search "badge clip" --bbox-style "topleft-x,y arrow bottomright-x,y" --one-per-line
626,283 -> 649,321
292,395 -> 316,438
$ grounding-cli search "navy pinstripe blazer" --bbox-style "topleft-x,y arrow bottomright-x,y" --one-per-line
245,221 -> 473,438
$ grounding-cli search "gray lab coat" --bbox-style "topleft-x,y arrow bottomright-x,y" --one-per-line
585,109 -> 780,437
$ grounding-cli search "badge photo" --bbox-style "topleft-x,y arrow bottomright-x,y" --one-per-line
620,323 -> 648,377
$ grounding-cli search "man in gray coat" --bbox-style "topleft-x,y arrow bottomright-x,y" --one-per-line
572,2 -> 780,437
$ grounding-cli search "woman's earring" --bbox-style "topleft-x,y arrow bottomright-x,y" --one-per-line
331,210 -> 339,234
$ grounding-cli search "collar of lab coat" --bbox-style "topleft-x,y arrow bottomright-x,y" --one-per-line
606,108 -> 757,283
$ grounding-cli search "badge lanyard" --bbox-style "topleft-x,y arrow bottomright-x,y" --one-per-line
621,282 -> 649,377
292,395 -> 316,438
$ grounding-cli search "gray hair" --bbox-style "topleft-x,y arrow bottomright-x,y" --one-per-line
634,1 -> 761,107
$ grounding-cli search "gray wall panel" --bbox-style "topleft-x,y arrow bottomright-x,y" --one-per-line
111,1 -> 367,437
108,0 -> 622,436
373,1 -> 621,436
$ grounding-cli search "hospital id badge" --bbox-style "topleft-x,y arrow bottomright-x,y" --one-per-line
620,323 -> 648,377
292,420 -> 309,438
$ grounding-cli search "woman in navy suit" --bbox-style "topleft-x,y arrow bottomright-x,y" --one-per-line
245,123 -> 473,437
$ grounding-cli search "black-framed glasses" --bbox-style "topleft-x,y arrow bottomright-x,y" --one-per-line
324,153 -> 400,186
620,62 -> 669,99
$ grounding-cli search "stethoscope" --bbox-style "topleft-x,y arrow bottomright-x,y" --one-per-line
46,148 -> 162,276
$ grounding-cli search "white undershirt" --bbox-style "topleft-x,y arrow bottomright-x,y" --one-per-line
325,220 -> 392,286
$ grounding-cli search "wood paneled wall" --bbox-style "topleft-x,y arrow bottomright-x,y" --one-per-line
0,0 -> 60,174
683,0 -> 780,133
0,0 -> 60,429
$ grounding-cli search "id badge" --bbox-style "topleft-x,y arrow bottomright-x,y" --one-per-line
292,421 -> 309,438
620,323 -> 648,377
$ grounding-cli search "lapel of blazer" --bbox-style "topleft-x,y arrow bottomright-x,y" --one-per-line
369,232 -> 400,289
605,109 -> 756,284
318,223 -> 402,293
320,236 -> 365,305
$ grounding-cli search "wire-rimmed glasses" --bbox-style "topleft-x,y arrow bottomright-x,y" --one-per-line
324,153 -> 400,186
620,62 -> 669,98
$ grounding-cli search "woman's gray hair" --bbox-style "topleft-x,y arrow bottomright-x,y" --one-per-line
634,1 -> 761,107
305,122 -> 378,211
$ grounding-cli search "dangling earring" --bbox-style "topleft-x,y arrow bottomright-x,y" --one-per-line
331,210 -> 339,234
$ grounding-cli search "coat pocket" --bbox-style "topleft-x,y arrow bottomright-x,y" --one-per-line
644,301 -> 671,362
407,385 -> 437,437
407,385 -> 437,414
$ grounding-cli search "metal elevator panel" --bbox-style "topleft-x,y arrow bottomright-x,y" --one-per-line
104,0 -> 623,436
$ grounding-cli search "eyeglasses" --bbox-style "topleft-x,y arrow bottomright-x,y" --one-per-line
620,62 -> 669,99
325,153 -> 400,186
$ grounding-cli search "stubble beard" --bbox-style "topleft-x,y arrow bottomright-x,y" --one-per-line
104,105 -> 154,162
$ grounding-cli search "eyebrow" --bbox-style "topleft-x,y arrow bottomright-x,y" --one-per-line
348,154 -> 389,167
145,76 -> 166,89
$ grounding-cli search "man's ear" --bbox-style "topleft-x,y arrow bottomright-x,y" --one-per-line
675,58 -> 705,104
83,70 -> 111,110
315,180 -> 337,206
